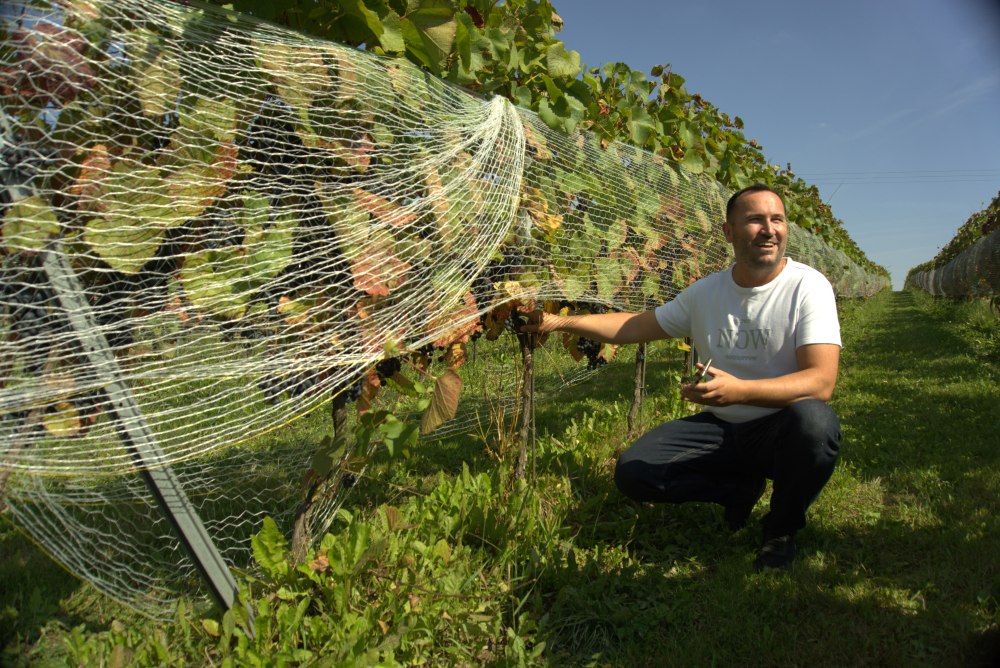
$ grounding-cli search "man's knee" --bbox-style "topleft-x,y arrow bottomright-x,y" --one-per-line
614,452 -> 652,500
783,400 -> 841,461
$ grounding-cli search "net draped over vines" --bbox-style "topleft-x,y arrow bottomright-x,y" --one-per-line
1,0 -> 887,618
906,229 -> 1000,298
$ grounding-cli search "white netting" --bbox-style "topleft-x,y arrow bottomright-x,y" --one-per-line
1,0 -> 886,618
785,224 -> 889,298
905,229 -> 1000,297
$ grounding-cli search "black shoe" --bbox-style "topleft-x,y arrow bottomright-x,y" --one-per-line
723,478 -> 766,531
754,534 -> 795,571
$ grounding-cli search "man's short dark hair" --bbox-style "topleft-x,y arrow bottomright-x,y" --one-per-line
726,184 -> 783,220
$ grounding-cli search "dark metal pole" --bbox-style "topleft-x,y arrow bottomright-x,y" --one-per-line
42,248 -> 253,635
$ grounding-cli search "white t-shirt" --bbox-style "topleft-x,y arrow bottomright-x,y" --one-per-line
654,258 -> 841,423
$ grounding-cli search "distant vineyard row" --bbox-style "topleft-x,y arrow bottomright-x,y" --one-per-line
907,190 -> 999,276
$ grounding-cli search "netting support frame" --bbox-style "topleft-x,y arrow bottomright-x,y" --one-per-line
41,245 -> 254,635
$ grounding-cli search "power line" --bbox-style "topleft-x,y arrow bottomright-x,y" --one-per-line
793,168 -> 1000,185
806,178 -> 999,184
794,168 -> 1000,175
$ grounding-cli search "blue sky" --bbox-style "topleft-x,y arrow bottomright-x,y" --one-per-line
555,0 -> 1000,289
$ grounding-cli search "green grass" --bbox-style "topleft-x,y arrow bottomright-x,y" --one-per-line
3,290 -> 1000,666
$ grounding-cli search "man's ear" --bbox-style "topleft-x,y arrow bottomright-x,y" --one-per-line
722,221 -> 733,243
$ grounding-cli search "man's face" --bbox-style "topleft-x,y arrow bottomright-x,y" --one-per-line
723,190 -> 787,272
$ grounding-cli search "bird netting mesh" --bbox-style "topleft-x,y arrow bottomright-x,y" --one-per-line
1,0 -> 887,618
905,229 -> 1000,298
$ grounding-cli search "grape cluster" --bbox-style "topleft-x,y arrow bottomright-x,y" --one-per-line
341,377 -> 364,402
332,365 -> 368,403
473,247 -> 526,305
244,99 -> 307,189
258,369 -> 323,404
504,309 -> 526,335
576,337 -> 606,371
200,212 -> 245,251
1,270 -> 66,375
469,313 -> 486,342
375,357 -> 402,382
1,138 -> 55,201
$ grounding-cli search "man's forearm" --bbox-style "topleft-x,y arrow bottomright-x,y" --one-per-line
736,369 -> 836,407
533,310 -> 667,345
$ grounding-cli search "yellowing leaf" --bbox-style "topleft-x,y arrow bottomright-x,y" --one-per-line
202,619 -> 220,637
430,292 -> 482,348
350,240 -> 412,297
523,188 -> 562,236
254,40 -> 330,110
69,144 -> 111,210
352,188 -> 418,229
3,196 -> 60,251
563,333 -> 584,362
276,296 -> 309,325
420,369 -> 462,435
42,401 -> 81,438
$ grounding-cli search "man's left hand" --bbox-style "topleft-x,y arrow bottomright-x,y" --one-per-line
680,364 -> 745,407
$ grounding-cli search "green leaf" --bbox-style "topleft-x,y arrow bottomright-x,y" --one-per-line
179,249 -> 249,320
378,10 -> 406,53
379,417 -> 406,440
681,149 -> 705,174
201,619 -> 220,637
453,11 -> 473,70
595,256 -> 622,301
252,517 -> 289,580
253,40 -> 329,111
545,42 -> 581,79
3,196 -> 60,251
627,106 -> 656,146
128,29 -> 181,118
177,96 -> 239,144
83,164 -> 176,274
400,7 -> 458,74
338,0 -> 387,39
537,96 -> 560,130
513,85 -> 533,107
243,200 -> 295,286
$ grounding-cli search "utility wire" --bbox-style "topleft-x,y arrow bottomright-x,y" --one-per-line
794,168 -> 1000,185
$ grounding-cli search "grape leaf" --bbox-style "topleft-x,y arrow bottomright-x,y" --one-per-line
419,368 -> 462,435
350,240 -> 412,297
11,23 -> 94,104
429,292 -> 482,348
545,43 -> 581,79
69,144 -> 111,211
353,189 -> 418,229
400,8 -> 458,74
3,196 -> 60,251
242,198 -> 294,284
563,333 -> 584,362
254,40 -> 329,111
127,29 -> 181,118
595,256 -> 622,301
42,401 -> 81,438
179,250 -> 249,320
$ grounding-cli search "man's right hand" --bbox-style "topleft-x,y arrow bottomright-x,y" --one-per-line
519,309 -> 668,345
519,310 -> 559,334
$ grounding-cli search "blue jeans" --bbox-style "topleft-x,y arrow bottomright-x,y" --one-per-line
614,400 -> 841,537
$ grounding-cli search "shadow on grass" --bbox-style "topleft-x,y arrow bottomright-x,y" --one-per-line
0,518 -> 90,653
510,292 -> 1000,666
